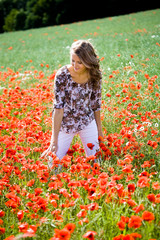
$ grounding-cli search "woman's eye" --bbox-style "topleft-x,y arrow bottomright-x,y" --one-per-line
72,59 -> 82,64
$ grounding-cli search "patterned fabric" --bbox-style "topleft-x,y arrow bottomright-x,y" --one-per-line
53,65 -> 101,133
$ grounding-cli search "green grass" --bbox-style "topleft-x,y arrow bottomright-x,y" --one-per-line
0,9 -> 160,75
0,8 -> 160,240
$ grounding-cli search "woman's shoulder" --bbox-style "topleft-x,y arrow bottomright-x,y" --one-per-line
55,65 -> 69,77
54,65 -> 70,86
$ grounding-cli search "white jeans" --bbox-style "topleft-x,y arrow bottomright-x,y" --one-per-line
56,120 -> 99,160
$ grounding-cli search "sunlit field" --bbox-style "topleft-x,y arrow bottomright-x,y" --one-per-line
0,9 -> 160,240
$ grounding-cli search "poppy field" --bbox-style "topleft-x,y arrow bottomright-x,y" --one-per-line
0,9 -> 160,240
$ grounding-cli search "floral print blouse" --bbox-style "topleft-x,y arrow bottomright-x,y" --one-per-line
53,65 -> 102,133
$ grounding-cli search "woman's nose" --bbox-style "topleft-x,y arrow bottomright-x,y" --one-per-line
74,62 -> 77,68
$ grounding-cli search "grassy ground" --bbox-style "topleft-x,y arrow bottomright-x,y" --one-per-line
0,9 -> 160,240
0,9 -> 160,75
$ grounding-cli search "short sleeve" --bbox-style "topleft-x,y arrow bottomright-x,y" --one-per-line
53,68 -> 66,109
91,79 -> 102,111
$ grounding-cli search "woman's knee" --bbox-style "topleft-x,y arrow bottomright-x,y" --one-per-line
79,120 -> 99,157
56,131 -> 74,159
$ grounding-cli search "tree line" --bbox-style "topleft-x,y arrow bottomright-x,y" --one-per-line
0,0 -> 66,32
0,0 -> 159,33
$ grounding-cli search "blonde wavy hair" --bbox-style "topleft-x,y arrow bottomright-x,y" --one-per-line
70,40 -> 102,89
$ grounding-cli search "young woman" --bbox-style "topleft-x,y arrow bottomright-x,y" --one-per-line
42,40 -> 103,168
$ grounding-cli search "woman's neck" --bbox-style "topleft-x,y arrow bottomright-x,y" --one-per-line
67,65 -> 89,84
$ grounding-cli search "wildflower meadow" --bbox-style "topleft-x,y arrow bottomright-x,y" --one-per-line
0,9 -> 160,240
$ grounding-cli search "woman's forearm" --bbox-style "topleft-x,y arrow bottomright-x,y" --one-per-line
41,108 -> 64,158
51,108 -> 64,143
94,110 -> 103,137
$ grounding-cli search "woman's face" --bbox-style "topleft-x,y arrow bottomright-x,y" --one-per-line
71,53 -> 86,74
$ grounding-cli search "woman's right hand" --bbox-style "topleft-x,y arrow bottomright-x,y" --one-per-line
41,142 -> 58,158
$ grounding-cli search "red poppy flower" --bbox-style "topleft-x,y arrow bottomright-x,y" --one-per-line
130,232 -> 142,239
64,223 -> 76,234
6,149 -> 16,158
87,202 -> 99,211
18,222 -> 29,233
78,217 -> 89,225
117,220 -> 126,231
98,136 -> 104,142
77,209 -> 87,218
72,190 -> 80,199
152,182 -> 160,190
127,199 -> 137,207
17,210 -> 24,221
87,143 -> 95,150
5,200 -> 18,209
128,183 -> 136,193
83,231 -> 97,240
123,234 -> 134,240
22,227 -> 36,238
54,228 -> 71,240
113,234 -> 124,240
50,199 -> 57,208
128,215 -> 142,229
34,188 -> 43,196
0,210 -> 5,217
3,235 -> 15,240
137,176 -> 150,188
147,140 -> 158,149
141,161 -> 151,168
106,93 -> 111,97
147,194 -> 156,203
133,204 -> 145,214
27,179 -> 35,187
136,82 -> 142,89
0,227 -> 5,234
142,211 -> 155,222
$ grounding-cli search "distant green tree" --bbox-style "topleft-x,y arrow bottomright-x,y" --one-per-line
1,0 -> 157,32
54,0 -> 68,24
26,0 -> 56,27
0,0 -> 14,32
3,7 -> 27,32
3,8 -> 19,32
12,0 -> 28,10
0,2 -> 4,32
26,0 -> 37,13
25,13 -> 42,29
15,9 -> 27,30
